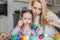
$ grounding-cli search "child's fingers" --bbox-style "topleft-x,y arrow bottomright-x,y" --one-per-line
19,20 -> 23,24
18,20 -> 23,24
17,20 -> 23,27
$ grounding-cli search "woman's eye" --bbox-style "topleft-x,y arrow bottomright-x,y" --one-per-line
39,8 -> 42,10
34,7 -> 37,9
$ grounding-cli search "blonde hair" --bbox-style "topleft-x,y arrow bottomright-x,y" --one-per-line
29,0 -> 49,27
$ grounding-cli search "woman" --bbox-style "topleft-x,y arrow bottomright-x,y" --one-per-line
29,0 -> 60,35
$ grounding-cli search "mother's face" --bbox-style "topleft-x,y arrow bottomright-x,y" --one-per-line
32,2 -> 42,16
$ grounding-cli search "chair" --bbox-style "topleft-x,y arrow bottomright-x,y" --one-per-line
13,14 -> 20,28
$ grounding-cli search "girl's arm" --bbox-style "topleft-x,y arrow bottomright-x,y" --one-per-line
12,20 -> 23,35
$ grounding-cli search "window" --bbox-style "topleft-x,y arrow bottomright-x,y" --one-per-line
0,1 -> 7,16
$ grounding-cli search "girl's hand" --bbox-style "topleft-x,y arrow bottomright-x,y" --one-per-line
17,20 -> 23,27
44,16 -> 55,26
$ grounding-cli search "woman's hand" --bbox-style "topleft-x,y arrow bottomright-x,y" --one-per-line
44,16 -> 60,28
44,16 -> 55,26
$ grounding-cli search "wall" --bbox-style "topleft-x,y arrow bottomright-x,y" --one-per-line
52,6 -> 60,13
0,0 -> 29,33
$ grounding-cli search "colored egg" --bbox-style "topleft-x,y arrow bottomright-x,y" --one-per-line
20,35 -> 28,40
26,35 -> 29,40
13,34 -> 18,38
39,35 -> 44,39
16,37 -> 20,40
54,37 -> 59,40
20,36 -> 23,40
55,34 -> 60,38
12,38 -> 16,40
40,33 -> 48,37
32,25 -> 38,30
44,33 -> 48,37
41,33 -> 49,40
40,34 -> 44,37
12,34 -> 19,40
23,36 -> 27,40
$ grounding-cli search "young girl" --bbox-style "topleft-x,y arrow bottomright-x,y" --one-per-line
12,7 -> 34,36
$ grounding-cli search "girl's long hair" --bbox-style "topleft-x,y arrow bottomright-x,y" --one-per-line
20,8 -> 34,31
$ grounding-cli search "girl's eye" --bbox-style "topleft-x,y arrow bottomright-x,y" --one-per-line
24,18 -> 27,20
23,18 -> 31,20
28,18 -> 31,20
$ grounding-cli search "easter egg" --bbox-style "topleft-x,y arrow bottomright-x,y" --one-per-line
20,36 -> 23,40
32,25 -> 38,30
40,33 -> 48,37
26,35 -> 29,40
41,33 -> 49,40
54,37 -> 59,40
23,36 -> 27,40
55,34 -> 60,38
20,35 -> 28,40
16,37 -> 20,40
12,34 -> 19,40
12,38 -> 17,40
39,35 -> 44,39
13,34 -> 18,38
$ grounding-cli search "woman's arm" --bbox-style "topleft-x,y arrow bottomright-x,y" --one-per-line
44,11 -> 60,29
53,22 -> 60,29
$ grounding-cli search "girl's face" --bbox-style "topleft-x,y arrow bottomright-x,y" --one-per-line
22,12 -> 32,25
32,2 -> 42,16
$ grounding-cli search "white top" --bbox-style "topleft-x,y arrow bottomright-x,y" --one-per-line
34,16 -> 40,26
47,11 -> 60,23
45,12 -> 60,35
